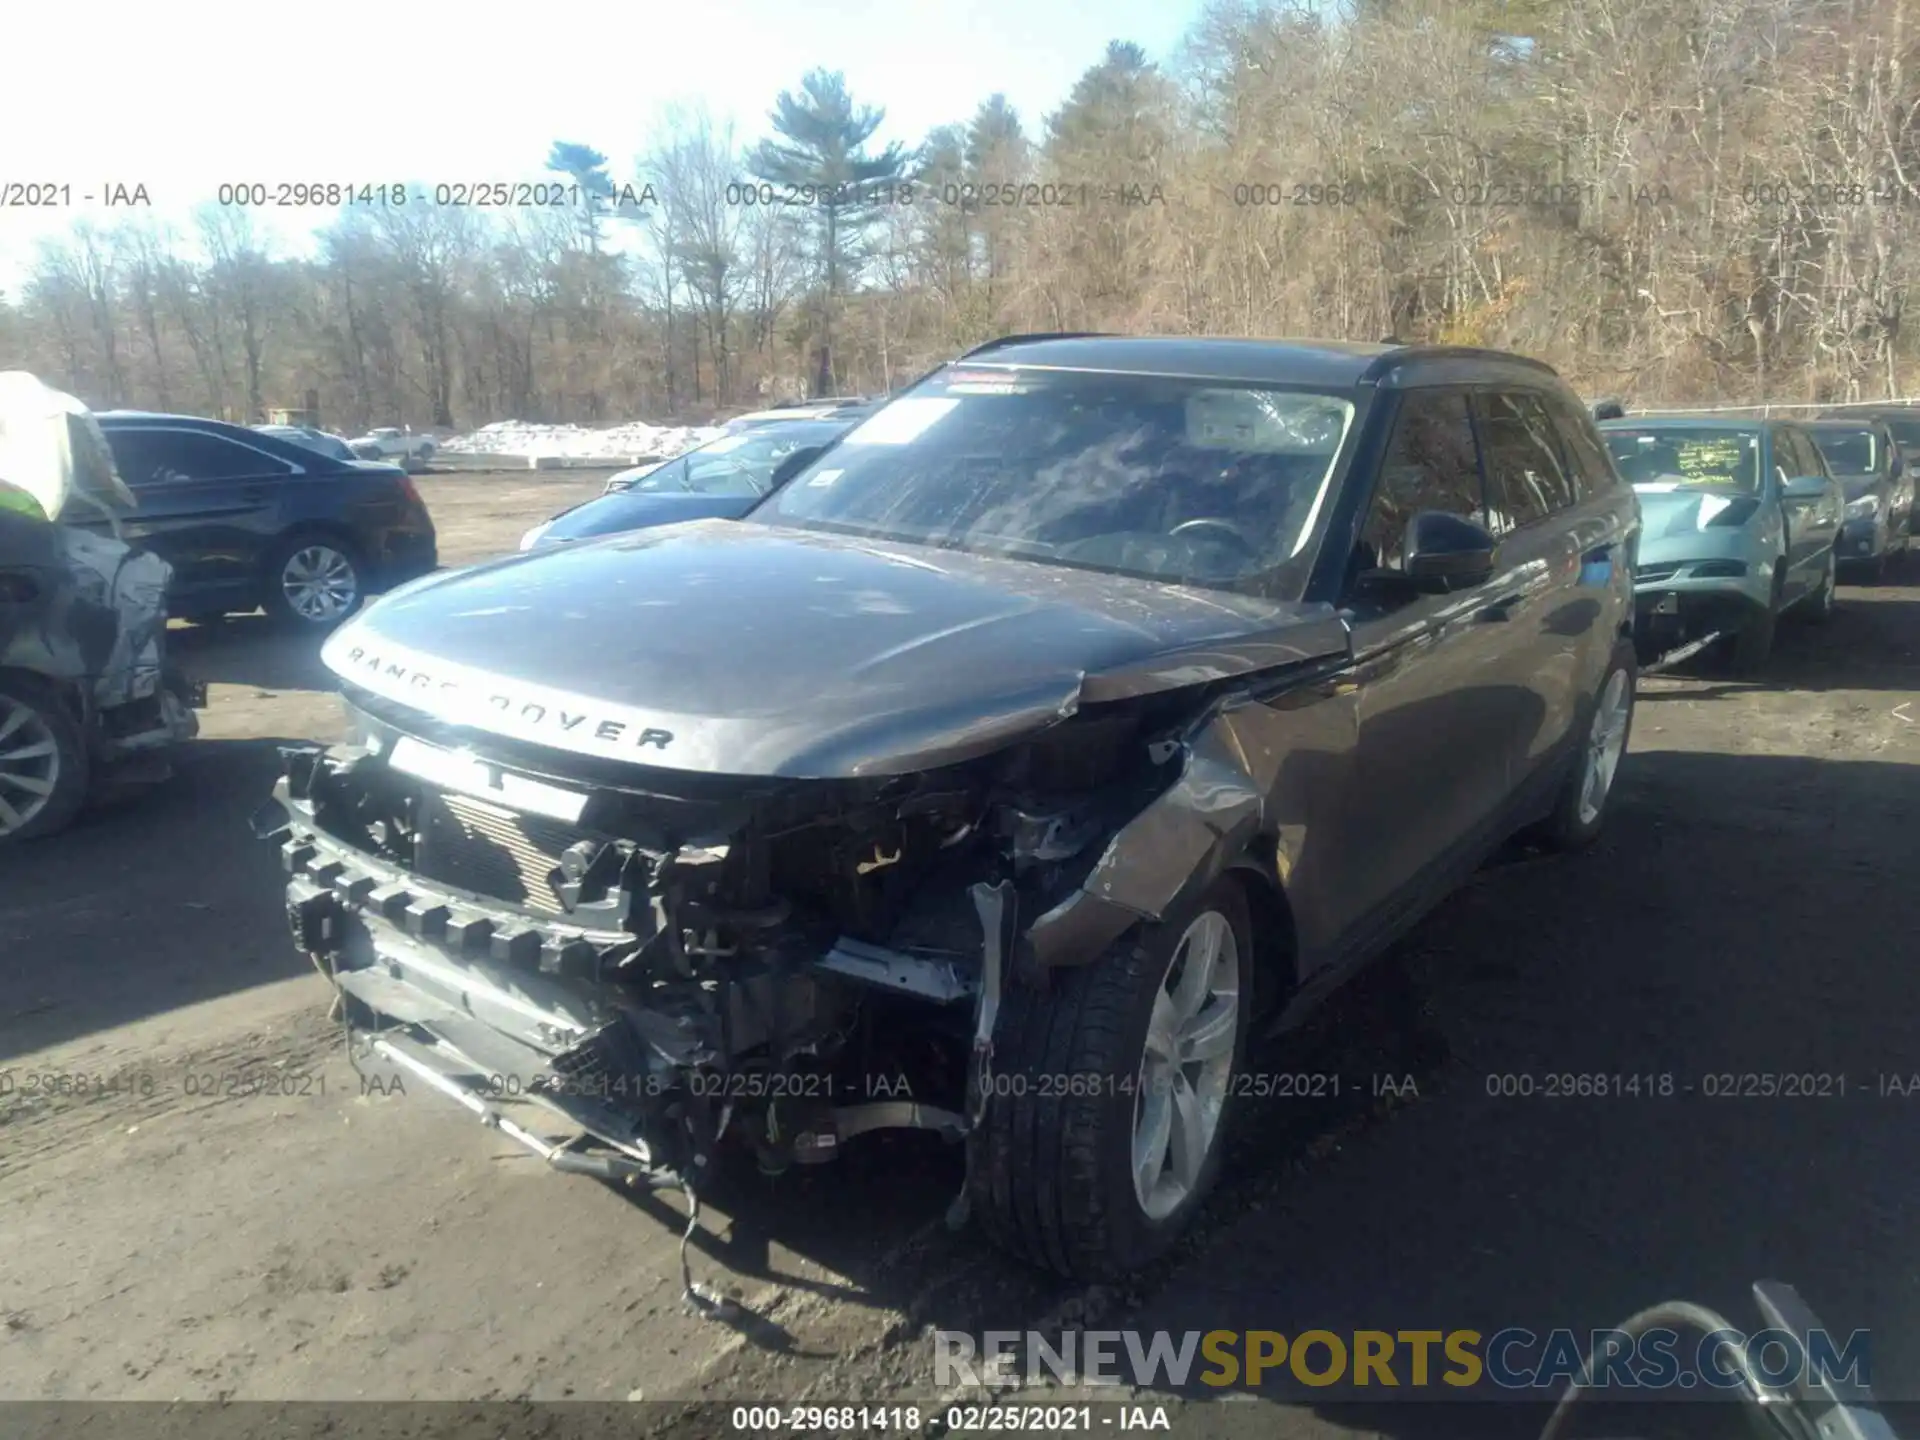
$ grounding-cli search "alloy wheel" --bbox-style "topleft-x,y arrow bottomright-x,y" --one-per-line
281,545 -> 359,623
0,695 -> 61,838
1131,909 -> 1241,1221
1577,667 -> 1633,827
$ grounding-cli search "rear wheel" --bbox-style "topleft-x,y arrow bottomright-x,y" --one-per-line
0,676 -> 89,844
1728,608 -> 1776,673
1802,549 -> 1837,624
1727,568 -> 1782,675
969,876 -> 1252,1280
1534,640 -> 1636,852
263,534 -> 363,629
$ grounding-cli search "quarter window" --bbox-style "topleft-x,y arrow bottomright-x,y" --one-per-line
1541,393 -> 1621,499
1476,392 -> 1578,532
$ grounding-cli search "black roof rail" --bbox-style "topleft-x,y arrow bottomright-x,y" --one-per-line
1358,344 -> 1562,383
956,331 -> 1115,360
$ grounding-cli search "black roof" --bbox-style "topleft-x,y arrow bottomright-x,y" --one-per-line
1815,404 -> 1920,426
92,410 -> 357,467
1598,413 -> 1775,430
944,334 -> 1561,389
97,409 -> 251,429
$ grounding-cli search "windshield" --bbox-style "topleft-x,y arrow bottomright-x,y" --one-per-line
1810,428 -> 1878,475
755,369 -> 1355,590
1604,428 -> 1760,493
1873,415 -> 1920,448
633,430 -> 825,497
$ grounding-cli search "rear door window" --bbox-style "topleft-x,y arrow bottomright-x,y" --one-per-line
1475,391 -> 1579,533
1540,393 -> 1622,499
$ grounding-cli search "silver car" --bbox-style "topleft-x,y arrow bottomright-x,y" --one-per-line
1600,416 -> 1843,672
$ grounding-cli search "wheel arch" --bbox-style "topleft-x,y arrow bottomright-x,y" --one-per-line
258,521 -> 365,581
0,664 -> 88,725
1217,836 -> 1302,1023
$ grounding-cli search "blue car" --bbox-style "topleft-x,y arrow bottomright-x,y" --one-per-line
519,413 -> 868,550
1600,415 -> 1843,672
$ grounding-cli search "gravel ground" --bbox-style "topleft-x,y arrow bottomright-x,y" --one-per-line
3,474 -> 1916,1437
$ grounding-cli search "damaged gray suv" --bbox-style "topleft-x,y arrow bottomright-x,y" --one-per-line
261,336 -> 1640,1280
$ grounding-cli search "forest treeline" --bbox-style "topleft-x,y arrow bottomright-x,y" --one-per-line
2,0 -> 1916,432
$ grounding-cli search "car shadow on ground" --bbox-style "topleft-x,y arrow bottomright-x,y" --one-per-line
1641,592 -> 1920,698
166,615 -> 340,694
633,748 -> 1920,1431
1142,748 -> 1917,1436
0,736 -> 312,1061
8,680 -> 1915,1429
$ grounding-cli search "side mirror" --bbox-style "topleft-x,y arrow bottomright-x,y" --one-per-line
768,446 -> 827,491
1781,475 -> 1828,500
1403,510 -> 1497,591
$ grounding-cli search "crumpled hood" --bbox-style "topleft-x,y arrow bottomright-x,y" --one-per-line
323,520 -> 1351,778
1632,484 -> 1761,541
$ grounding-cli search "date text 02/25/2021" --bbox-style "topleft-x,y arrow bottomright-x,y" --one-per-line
728,1405 -> 1172,1432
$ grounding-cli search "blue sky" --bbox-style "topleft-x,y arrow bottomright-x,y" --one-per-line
0,0 -> 1204,295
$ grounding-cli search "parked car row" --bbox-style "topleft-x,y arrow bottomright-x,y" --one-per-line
1599,412 -> 1913,672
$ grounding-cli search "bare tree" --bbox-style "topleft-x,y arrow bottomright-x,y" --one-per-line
6,2 -> 1920,421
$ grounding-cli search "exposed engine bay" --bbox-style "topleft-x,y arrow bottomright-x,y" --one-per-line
261,682 -> 1213,1226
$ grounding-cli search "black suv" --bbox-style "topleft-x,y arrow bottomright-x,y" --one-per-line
90,412 -> 438,628
263,336 -> 1640,1280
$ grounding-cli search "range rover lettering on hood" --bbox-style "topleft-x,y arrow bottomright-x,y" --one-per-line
325,636 -> 675,753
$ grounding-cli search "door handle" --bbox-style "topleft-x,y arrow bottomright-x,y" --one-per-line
1476,592 -> 1524,622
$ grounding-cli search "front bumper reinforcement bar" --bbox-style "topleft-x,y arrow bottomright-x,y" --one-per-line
350,1026 -> 743,1317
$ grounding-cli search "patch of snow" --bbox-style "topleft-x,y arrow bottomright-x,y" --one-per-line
438,419 -> 723,462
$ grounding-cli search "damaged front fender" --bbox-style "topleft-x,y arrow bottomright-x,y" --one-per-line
1024,633 -> 1354,973
0,515 -> 197,754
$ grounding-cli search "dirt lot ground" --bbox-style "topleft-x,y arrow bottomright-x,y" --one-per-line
3,473 -> 1917,1436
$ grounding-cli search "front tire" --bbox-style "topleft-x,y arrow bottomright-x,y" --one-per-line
1803,549 -> 1837,624
0,675 -> 90,845
969,876 -> 1253,1280
263,534 -> 363,629
1534,639 -> 1636,852
1728,603 -> 1777,674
